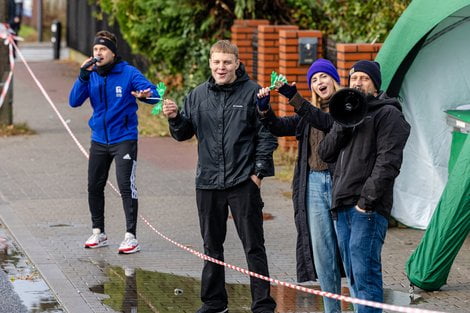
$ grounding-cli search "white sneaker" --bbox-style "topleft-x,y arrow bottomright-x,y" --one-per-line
84,228 -> 108,249
118,232 -> 141,254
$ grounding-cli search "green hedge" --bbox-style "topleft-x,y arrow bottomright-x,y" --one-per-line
97,0 -> 410,101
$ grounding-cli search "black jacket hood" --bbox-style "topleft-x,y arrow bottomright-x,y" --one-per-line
367,91 -> 403,112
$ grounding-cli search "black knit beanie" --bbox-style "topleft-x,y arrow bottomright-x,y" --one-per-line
349,60 -> 382,91
93,37 -> 117,55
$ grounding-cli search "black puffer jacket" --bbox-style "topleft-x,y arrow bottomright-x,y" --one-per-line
260,92 -> 334,282
318,92 -> 411,218
169,64 -> 278,189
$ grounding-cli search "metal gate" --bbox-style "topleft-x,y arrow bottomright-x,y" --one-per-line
66,0 -> 148,72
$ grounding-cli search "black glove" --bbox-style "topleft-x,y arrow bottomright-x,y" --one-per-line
256,93 -> 270,111
333,121 -> 354,142
79,68 -> 91,82
278,83 -> 297,100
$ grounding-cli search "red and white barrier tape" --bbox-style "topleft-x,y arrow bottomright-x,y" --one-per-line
9,37 -> 447,313
0,24 -> 18,109
10,39 -> 90,158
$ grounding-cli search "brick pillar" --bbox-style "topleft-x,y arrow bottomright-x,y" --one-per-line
277,30 -> 323,151
256,25 -> 298,113
336,43 -> 382,87
230,19 -> 269,77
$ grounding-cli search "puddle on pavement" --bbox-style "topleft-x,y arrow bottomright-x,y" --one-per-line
90,266 -> 354,312
0,227 -> 64,312
91,266 -> 423,313
384,288 -> 423,306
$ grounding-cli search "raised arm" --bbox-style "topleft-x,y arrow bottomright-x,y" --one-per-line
130,69 -> 159,105
278,83 -> 333,132
317,122 -> 353,163
68,58 -> 95,107
256,87 -> 299,137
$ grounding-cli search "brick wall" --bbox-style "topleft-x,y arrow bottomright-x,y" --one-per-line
230,19 -> 269,77
256,25 -> 298,112
277,29 -> 323,150
231,21 -> 382,152
336,43 -> 382,87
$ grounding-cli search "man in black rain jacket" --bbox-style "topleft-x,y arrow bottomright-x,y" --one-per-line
162,40 -> 277,313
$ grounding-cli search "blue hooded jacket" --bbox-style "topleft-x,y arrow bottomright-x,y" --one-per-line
69,61 -> 158,144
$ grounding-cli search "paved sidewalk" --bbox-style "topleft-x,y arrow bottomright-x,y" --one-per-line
0,46 -> 468,312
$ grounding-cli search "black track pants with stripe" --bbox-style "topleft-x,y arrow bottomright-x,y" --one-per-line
87,140 -> 138,235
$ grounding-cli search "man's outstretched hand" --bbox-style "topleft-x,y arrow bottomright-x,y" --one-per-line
162,99 -> 178,119
131,88 -> 153,99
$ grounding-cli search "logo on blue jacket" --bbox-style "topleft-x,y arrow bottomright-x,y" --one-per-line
115,86 -> 122,98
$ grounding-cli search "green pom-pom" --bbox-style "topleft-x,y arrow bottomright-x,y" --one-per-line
151,102 -> 163,115
269,71 -> 288,90
156,82 -> 167,98
150,82 -> 167,115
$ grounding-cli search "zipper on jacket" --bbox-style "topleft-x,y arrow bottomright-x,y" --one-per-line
103,76 -> 109,144
220,92 -> 226,188
334,149 -> 346,200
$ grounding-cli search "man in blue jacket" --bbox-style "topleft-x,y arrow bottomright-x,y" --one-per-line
69,31 -> 158,254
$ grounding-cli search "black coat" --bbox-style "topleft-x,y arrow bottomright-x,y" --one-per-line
7,0 -> 22,31
260,93 -> 334,282
169,64 -> 278,189
318,92 -> 411,218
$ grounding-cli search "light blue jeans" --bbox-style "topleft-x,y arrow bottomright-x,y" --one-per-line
335,206 -> 388,313
307,170 -> 342,313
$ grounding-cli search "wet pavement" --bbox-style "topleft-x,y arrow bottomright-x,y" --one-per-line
0,43 -> 468,313
88,265 -> 355,313
86,264 -> 424,313
0,223 -> 63,313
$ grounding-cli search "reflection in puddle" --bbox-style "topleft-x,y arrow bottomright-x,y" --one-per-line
384,288 -> 422,306
91,266 -> 424,313
90,266 -> 356,312
0,227 -> 64,312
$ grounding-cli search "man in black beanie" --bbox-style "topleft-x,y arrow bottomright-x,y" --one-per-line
349,60 -> 382,96
318,60 -> 411,313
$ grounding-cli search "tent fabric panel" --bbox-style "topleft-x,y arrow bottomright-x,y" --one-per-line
376,0 -> 470,92
449,132 -> 467,172
392,20 -> 470,228
405,136 -> 470,291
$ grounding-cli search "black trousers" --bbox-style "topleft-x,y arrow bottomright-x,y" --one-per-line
196,180 -> 276,313
88,140 -> 138,235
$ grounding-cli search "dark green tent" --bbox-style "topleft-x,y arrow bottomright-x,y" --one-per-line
376,0 -> 470,229
405,135 -> 470,290
376,0 -> 470,290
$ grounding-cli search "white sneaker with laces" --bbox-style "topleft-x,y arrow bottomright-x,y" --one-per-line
84,228 -> 108,249
118,232 -> 141,254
